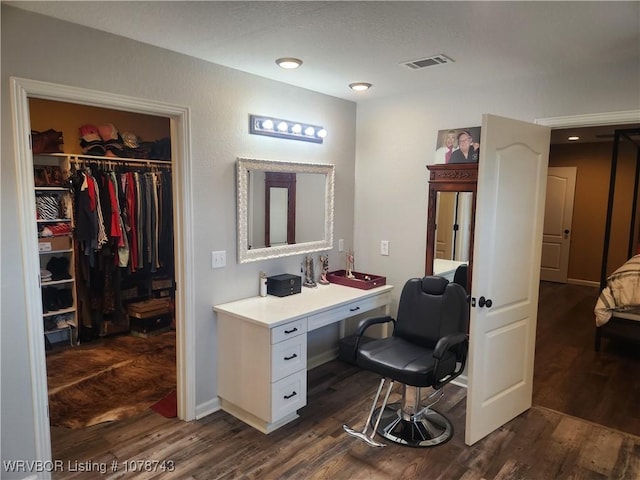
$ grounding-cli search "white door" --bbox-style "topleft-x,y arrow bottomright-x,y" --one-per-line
540,167 -> 577,282
465,114 -> 550,445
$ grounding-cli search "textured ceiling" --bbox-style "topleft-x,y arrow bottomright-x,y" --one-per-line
7,1 -> 640,103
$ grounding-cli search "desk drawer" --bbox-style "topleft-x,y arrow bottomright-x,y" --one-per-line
271,370 -> 306,422
271,319 -> 307,344
272,334 -> 307,382
307,292 -> 391,331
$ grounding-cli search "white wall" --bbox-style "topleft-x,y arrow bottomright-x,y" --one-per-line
352,62 -> 640,315
1,6 -> 355,476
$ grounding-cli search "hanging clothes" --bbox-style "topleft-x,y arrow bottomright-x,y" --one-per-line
71,159 -> 174,336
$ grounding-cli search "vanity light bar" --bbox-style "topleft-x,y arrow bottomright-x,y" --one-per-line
249,114 -> 326,144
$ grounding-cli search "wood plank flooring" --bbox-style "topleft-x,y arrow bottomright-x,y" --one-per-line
50,281 -> 640,479
534,281 -> 640,436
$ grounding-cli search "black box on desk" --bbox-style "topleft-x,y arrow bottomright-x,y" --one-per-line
267,274 -> 302,297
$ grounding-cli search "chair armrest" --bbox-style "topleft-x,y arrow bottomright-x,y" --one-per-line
349,316 -> 394,360
433,332 -> 468,359
432,332 -> 469,389
356,315 -> 395,337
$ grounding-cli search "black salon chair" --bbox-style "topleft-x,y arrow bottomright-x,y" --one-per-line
453,264 -> 469,293
343,276 -> 468,447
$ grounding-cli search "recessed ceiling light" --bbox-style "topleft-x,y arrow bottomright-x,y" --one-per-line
276,57 -> 303,69
349,82 -> 372,91
568,136 -> 580,141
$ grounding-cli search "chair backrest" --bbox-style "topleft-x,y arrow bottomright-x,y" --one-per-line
453,264 -> 468,293
393,276 -> 468,348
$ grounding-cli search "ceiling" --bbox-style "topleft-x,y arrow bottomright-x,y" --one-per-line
6,1 -> 639,143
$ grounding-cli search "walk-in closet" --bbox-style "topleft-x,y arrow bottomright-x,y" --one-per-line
30,98 -> 178,431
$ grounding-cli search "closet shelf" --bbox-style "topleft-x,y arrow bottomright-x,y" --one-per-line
44,325 -> 73,334
35,186 -> 71,192
41,278 -> 75,287
37,218 -> 72,224
43,307 -> 76,318
38,248 -> 73,254
35,152 -> 171,165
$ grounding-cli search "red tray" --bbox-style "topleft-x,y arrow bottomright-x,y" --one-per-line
326,270 -> 386,290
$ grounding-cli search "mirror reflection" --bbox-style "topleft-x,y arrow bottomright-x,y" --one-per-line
248,171 -> 327,249
435,192 -> 473,262
237,157 -> 334,263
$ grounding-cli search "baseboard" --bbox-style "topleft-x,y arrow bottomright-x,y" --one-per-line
451,374 -> 468,388
195,397 -> 221,420
308,348 -> 339,370
567,278 -> 600,288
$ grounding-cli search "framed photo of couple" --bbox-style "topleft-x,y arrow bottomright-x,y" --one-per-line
434,126 -> 481,164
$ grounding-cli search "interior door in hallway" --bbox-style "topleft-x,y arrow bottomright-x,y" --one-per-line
465,114 -> 550,446
540,166 -> 577,283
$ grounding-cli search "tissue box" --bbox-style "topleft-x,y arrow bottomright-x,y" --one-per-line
267,274 -> 302,297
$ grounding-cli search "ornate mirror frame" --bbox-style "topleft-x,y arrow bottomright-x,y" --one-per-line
237,157 -> 335,263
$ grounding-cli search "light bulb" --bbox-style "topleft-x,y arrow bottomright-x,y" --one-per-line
349,82 -> 372,91
317,129 -> 327,138
304,126 -> 315,136
277,121 -> 289,132
261,119 -> 273,130
276,58 -> 303,69
291,124 -> 302,134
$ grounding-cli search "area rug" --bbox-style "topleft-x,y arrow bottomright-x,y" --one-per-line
150,389 -> 177,418
47,331 -> 176,429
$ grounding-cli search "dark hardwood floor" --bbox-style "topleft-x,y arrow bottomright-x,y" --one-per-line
534,281 -> 640,436
49,281 -> 640,479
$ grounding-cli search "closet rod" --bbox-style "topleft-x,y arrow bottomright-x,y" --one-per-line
70,156 -> 172,168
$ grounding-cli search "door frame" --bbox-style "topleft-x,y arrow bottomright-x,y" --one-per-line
10,77 -> 196,464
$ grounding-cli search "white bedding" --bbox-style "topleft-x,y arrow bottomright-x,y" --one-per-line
594,254 -> 640,326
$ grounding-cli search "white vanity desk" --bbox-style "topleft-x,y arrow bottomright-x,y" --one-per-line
213,283 -> 393,433
434,259 -> 467,281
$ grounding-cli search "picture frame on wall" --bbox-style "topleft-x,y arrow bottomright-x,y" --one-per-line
434,126 -> 481,164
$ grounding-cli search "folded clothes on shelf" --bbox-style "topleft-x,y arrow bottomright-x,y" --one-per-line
46,256 -> 71,281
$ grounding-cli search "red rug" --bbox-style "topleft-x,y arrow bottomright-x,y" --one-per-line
150,389 -> 177,418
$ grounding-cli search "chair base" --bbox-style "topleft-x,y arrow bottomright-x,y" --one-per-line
371,402 -> 453,447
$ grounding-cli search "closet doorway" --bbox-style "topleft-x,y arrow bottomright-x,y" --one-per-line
10,77 -> 195,463
32,98 -> 178,431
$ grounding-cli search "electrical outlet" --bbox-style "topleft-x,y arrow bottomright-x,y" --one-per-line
211,250 -> 226,269
338,239 -> 344,252
380,240 -> 389,256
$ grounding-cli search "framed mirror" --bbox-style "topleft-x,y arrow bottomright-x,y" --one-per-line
237,157 -> 335,263
425,163 -> 478,291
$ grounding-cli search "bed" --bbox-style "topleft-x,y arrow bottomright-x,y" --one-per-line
594,254 -> 640,350
593,127 -> 640,351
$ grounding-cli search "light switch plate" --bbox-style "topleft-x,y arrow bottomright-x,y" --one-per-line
338,239 -> 344,252
211,250 -> 226,269
380,240 -> 389,256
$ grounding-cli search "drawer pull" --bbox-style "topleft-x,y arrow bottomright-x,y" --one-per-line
284,327 -> 298,334
284,391 -> 297,400
284,353 -> 298,361
349,306 -> 361,312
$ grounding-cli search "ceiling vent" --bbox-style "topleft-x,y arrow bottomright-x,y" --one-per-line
402,54 -> 454,70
